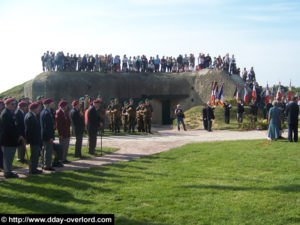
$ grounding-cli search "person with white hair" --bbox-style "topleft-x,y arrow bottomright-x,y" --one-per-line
175,104 -> 187,131
268,100 -> 281,141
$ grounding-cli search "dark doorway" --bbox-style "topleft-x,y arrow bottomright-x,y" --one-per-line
161,100 -> 171,125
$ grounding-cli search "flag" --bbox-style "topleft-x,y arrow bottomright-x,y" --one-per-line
217,83 -> 224,107
210,82 -> 216,106
252,83 -> 256,102
265,84 -> 270,104
276,82 -> 282,100
288,80 -> 292,101
214,84 -> 219,106
244,85 -> 249,104
233,85 -> 240,102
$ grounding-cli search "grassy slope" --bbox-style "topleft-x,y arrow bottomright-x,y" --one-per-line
181,98 -> 269,131
0,81 -> 30,100
0,140 -> 299,225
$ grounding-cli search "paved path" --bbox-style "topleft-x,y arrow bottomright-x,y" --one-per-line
0,128 -> 285,180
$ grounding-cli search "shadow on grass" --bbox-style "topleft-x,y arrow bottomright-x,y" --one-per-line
183,184 -> 300,193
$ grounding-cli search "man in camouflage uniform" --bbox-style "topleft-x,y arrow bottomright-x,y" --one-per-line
143,99 -> 153,133
107,99 -> 114,132
112,99 -> 122,133
127,98 -> 136,133
122,101 -> 129,132
136,101 -> 145,132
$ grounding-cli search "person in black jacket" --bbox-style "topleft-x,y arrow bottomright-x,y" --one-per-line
15,101 -> 28,163
70,100 -> 85,158
0,99 -> 4,170
87,100 -> 100,155
285,97 -> 299,142
207,104 -> 215,132
237,99 -> 244,125
25,102 -> 43,174
250,99 -> 258,129
202,103 -> 208,130
0,98 -> 24,178
40,98 -> 55,171
223,101 -> 232,124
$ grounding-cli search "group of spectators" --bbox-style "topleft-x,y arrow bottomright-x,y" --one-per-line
41,51 -> 240,75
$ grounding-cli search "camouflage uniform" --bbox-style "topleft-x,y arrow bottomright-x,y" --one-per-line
136,102 -> 145,132
112,99 -> 122,133
143,100 -> 153,133
122,102 -> 129,132
107,100 -> 114,131
127,99 -> 136,132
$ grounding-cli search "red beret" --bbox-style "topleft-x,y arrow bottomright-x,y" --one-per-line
29,102 -> 39,110
18,101 -> 28,107
43,98 -> 53,105
4,98 -> 16,105
72,100 -> 79,107
58,100 -> 68,107
93,100 -> 100,104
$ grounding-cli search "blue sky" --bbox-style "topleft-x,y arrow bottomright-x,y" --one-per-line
0,0 -> 299,93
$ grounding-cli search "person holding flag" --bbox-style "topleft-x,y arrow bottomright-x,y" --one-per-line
288,81 -> 293,102
237,99 -> 244,126
244,84 -> 249,105
217,83 -> 224,107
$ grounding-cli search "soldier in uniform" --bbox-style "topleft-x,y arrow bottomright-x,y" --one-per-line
143,99 -> 153,133
207,104 -> 215,132
0,99 -> 4,170
55,100 -> 71,163
24,102 -> 43,174
127,98 -> 136,133
106,99 -> 114,132
202,103 -> 208,130
40,98 -> 56,171
122,101 -> 129,132
96,94 -> 106,133
15,101 -> 28,163
70,100 -> 85,158
136,101 -> 145,132
0,98 -> 24,178
112,99 -> 122,133
223,101 -> 232,124
87,100 -> 100,155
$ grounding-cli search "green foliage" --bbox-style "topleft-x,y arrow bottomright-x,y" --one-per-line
0,140 -> 299,225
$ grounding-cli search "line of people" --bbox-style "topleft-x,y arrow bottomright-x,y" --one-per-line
41,51 -> 241,75
0,95 -> 154,179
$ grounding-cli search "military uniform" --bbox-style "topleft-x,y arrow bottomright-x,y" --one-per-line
96,96 -> 106,133
143,101 -> 153,133
122,102 -> 129,132
136,102 -> 145,132
112,100 -> 122,133
127,100 -> 136,132
107,100 -> 114,131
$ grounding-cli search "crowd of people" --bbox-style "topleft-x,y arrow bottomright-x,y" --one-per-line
41,51 -> 241,75
0,95 -> 153,178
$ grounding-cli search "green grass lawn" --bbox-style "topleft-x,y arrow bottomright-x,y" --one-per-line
13,146 -> 118,169
1,140 -> 299,225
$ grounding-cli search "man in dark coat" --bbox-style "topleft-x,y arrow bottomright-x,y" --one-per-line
202,103 -> 208,130
0,99 -> 5,170
15,101 -> 28,163
223,101 -> 232,124
40,98 -> 55,171
70,100 -> 85,158
237,99 -> 244,124
207,104 -> 215,132
25,102 -> 43,174
87,100 -> 100,154
285,97 -> 299,142
0,98 -> 24,178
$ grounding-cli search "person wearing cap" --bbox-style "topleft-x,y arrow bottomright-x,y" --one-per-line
175,104 -> 187,131
15,101 -> 28,163
0,98 -> 24,178
122,101 -> 129,132
40,98 -> 56,171
70,100 -> 85,158
96,94 -> 106,133
78,97 -> 85,117
55,100 -> 71,163
112,99 -> 122,133
0,99 -> 4,170
25,102 -> 43,174
143,99 -> 153,133
127,98 -> 136,133
285,96 -> 299,142
106,99 -> 115,132
136,101 -> 145,132
87,100 -> 100,154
